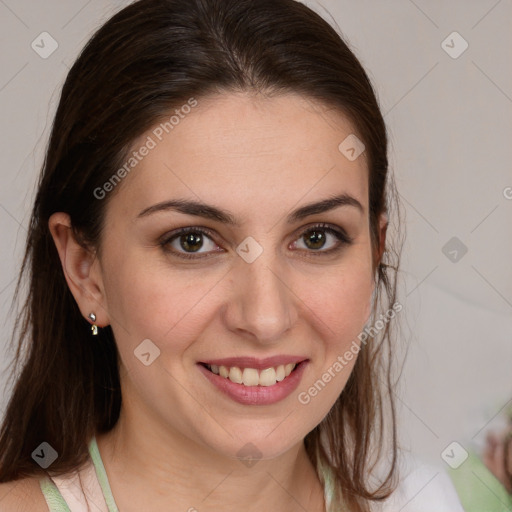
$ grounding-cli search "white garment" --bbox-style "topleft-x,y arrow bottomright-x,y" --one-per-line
376,453 -> 465,511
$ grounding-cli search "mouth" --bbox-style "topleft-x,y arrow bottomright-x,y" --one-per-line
197,358 -> 309,406
200,362 -> 300,387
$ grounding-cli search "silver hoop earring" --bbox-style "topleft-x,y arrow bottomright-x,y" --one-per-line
88,313 -> 98,336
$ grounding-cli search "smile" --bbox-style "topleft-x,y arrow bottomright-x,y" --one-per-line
197,358 -> 309,406
203,363 -> 297,387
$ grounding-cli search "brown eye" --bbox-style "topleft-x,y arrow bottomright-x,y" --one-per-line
292,223 -> 353,255
303,230 -> 327,250
160,227 -> 222,259
180,232 -> 204,252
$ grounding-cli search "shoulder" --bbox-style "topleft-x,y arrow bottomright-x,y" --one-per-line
0,477 -> 49,512
376,454 -> 465,512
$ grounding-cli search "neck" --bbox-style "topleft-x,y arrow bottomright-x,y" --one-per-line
96,406 -> 325,511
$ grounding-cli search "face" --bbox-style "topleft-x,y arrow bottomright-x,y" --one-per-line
95,92 -> 377,460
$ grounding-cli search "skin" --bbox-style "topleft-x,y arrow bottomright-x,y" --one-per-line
49,92 -> 385,511
483,428 -> 512,493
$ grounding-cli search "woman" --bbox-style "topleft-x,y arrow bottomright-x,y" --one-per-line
0,0 -> 464,510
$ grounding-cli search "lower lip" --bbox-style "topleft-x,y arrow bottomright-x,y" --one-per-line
197,361 -> 308,406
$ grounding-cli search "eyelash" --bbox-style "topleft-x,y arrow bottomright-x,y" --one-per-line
159,223 -> 353,260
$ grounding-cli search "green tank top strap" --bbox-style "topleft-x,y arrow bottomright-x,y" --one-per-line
38,475 -> 72,512
38,436 -> 119,512
316,452 -> 339,511
88,436 -> 120,512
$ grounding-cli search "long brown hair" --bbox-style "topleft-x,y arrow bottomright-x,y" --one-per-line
0,0 -> 402,509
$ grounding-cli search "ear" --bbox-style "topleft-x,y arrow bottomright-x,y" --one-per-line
376,212 -> 388,266
48,212 -> 109,328
367,213 -> 388,318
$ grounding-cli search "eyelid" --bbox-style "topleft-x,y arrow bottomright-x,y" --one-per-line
159,222 -> 352,259
291,222 -> 353,244
289,222 -> 353,257
158,225 -> 223,259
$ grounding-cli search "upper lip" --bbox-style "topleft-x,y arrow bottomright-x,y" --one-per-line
199,355 -> 308,370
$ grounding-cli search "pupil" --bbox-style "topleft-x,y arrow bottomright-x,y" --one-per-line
305,230 -> 325,250
181,232 -> 203,252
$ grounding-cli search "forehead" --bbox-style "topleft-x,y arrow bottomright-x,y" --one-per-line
107,92 -> 368,221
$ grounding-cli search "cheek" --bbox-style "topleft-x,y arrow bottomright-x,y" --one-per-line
102,253 -> 219,348
300,260 -> 374,345
295,262 -> 373,412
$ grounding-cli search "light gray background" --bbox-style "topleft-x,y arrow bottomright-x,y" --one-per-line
1,0 -> 511,482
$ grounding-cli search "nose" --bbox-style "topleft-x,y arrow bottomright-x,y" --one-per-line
222,254 -> 298,344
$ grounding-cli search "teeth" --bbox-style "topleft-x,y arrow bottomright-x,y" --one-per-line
242,368 -> 259,386
228,366 -> 243,384
275,365 -> 286,381
206,363 -> 298,387
259,367 -> 276,386
284,363 -> 295,376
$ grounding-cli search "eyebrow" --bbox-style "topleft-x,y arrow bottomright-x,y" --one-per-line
137,193 -> 364,225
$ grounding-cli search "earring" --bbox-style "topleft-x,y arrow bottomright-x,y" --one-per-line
88,313 -> 98,336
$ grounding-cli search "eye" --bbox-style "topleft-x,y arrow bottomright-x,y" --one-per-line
291,223 -> 352,255
160,223 -> 352,260
160,227 -> 222,259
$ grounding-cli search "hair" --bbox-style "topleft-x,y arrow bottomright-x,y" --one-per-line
0,0 -> 402,510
